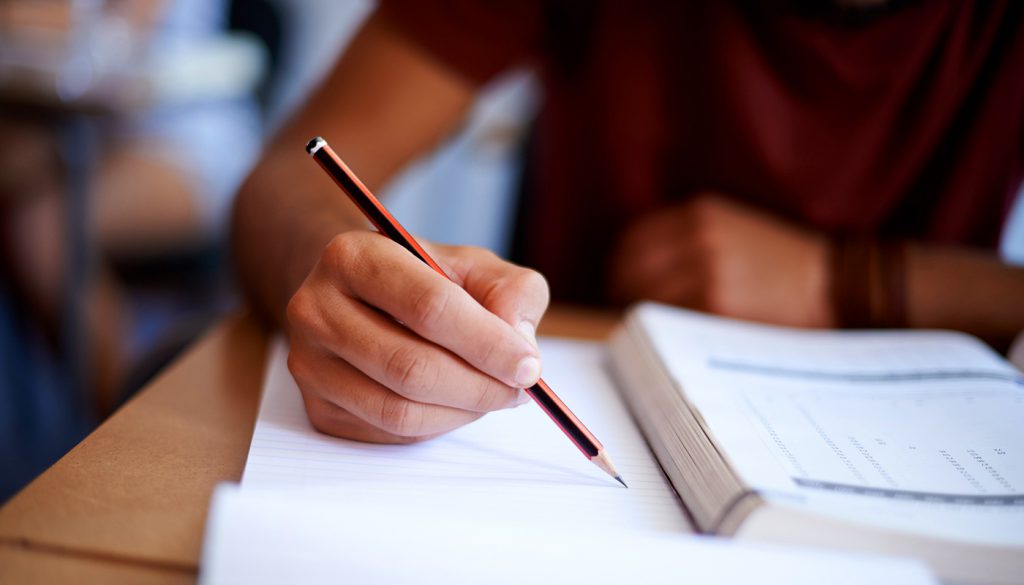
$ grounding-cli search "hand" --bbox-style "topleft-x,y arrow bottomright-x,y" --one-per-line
608,194 -> 834,328
286,231 -> 549,443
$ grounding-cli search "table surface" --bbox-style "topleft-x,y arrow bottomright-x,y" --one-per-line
0,306 -> 619,584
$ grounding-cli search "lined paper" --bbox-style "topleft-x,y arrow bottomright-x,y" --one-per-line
242,337 -> 690,532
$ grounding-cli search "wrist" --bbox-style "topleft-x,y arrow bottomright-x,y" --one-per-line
802,231 -> 836,328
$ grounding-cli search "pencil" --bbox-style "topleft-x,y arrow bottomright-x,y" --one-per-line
305,136 -> 626,488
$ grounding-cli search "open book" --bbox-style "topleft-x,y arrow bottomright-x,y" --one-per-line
201,303 -> 1022,584
609,303 -> 1024,585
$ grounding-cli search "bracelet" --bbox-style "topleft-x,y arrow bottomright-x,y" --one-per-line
829,237 -> 872,328
829,237 -> 907,328
879,240 -> 907,328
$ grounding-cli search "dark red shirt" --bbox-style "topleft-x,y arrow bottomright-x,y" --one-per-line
379,1 -> 1024,304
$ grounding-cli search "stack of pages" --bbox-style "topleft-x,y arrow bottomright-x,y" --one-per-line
610,304 -> 1024,584
200,303 -> 1024,584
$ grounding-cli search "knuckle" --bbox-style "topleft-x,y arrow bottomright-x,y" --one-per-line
285,290 -> 315,331
410,285 -> 452,329
377,394 -> 424,436
286,349 -> 307,381
429,244 -> 472,278
455,244 -> 492,261
384,345 -> 436,399
471,379 -> 507,412
301,395 -> 336,435
306,404 -> 334,435
472,246 -> 501,265
516,268 -> 550,307
323,232 -> 362,274
473,333 -> 504,371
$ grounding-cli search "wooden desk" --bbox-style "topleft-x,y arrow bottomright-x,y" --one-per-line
0,307 -> 619,584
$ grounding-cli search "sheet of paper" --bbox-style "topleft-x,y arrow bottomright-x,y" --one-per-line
635,304 -> 1024,545
199,483 -> 936,585
242,337 -> 689,532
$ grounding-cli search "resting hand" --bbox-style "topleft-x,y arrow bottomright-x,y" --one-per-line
286,231 -> 549,443
609,194 -> 833,328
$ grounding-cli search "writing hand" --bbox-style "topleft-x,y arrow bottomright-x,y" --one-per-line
286,231 -> 549,443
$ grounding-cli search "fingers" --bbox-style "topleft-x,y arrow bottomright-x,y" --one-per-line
609,198 -> 710,305
611,216 -> 694,303
300,394 -> 431,444
436,245 -> 549,348
289,339 -> 488,439
614,249 -> 708,307
326,233 -> 543,388
287,231 -> 549,443
289,279 -> 527,412
639,259 -> 707,307
611,233 -> 684,302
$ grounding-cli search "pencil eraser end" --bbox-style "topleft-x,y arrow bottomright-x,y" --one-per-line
305,136 -> 326,155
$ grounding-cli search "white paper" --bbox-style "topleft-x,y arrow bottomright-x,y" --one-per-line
199,483 -> 936,585
242,337 -> 689,532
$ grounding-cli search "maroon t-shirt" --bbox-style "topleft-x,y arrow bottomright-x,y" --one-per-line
378,1 -> 1024,304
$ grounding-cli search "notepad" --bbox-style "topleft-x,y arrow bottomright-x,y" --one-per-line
241,337 -> 689,532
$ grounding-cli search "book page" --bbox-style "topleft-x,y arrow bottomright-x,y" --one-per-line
242,337 -> 688,532
200,483 -> 936,585
635,304 -> 1024,546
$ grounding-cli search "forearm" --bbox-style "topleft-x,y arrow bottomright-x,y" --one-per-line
906,243 -> 1024,350
231,145 -> 366,327
230,12 -> 474,327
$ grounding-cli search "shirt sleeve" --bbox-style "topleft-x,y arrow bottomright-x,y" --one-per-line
376,0 -> 545,84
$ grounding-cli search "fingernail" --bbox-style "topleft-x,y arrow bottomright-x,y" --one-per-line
516,320 -> 538,350
513,356 -> 541,388
514,389 -> 532,407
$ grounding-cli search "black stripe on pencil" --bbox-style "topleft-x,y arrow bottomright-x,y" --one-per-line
305,136 -> 626,488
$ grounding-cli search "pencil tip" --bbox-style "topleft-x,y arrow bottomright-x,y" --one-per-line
592,450 -> 626,486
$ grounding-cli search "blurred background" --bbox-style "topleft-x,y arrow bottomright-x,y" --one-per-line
0,0 -> 540,502
0,0 -> 1022,503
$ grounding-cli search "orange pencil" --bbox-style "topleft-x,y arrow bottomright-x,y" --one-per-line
306,136 -> 626,487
